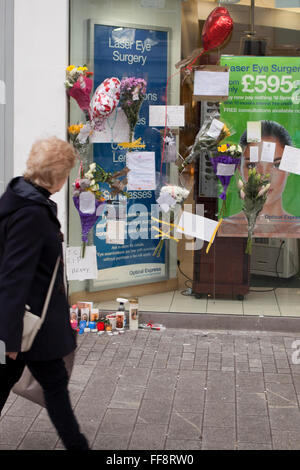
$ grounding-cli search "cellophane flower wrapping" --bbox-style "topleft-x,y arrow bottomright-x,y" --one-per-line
153,181 -> 190,257
73,195 -> 105,245
119,77 -> 147,142
68,124 -> 90,168
68,76 -> 93,112
238,168 -> 271,255
178,112 -> 231,173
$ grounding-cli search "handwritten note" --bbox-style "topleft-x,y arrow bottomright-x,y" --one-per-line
107,201 -> 127,221
106,220 -> 126,244
157,192 -> 176,213
79,191 -> 96,214
176,211 -> 218,242
149,106 -> 185,127
247,121 -> 261,143
260,141 -> 276,163
216,163 -> 236,176
207,119 -> 224,139
194,71 -> 229,97
279,145 -> 300,175
126,151 -> 156,190
66,246 -> 98,281
250,146 -> 259,163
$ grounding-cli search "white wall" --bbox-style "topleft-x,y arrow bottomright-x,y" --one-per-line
14,0 -> 69,230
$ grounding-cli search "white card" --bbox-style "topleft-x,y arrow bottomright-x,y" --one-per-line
176,211 -> 218,242
107,201 -> 127,220
126,151 -> 156,190
193,71 -> 229,97
207,119 -> 224,139
247,121 -> 261,143
90,108 -> 130,143
279,145 -> 300,175
0,80 -> 5,105
216,163 -> 236,176
149,105 -> 185,127
157,193 -> 176,213
79,191 -> 96,214
260,141 -> 276,163
106,220 -> 125,244
250,146 -> 259,162
66,246 -> 98,280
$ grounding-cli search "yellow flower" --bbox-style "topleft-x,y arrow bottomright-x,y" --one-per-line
222,124 -> 231,138
68,124 -> 83,135
218,144 -> 227,153
66,65 -> 75,72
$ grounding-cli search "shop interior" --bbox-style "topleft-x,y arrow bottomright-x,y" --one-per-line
68,0 -> 300,319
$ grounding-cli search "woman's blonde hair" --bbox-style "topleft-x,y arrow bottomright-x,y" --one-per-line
24,137 -> 76,190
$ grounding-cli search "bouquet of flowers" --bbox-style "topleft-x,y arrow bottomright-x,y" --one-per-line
68,123 -> 91,166
65,65 -> 93,113
237,168 -> 271,255
209,142 -> 242,216
178,113 -> 231,173
73,162 -> 130,256
119,77 -> 147,143
153,184 -> 190,257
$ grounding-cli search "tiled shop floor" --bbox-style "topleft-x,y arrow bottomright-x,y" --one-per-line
95,288 -> 300,317
2,328 -> 300,450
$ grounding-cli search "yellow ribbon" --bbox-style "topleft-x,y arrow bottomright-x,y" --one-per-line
118,137 -> 146,149
151,216 -> 184,232
152,226 -> 180,242
206,218 -> 223,254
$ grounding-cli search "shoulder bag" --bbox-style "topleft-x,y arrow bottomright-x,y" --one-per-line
13,256 -> 75,407
21,256 -> 60,352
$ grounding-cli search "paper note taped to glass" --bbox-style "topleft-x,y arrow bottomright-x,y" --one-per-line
126,151 -> 156,190
176,211 -> 223,253
66,246 -> 98,281
149,105 -> 185,127
193,65 -> 229,101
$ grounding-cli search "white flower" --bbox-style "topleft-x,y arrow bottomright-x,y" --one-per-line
90,179 -> 96,186
160,185 -> 189,205
237,179 -> 244,190
229,145 -> 236,154
70,67 -> 78,77
257,183 -> 271,198
237,145 -> 242,153
89,162 -> 96,172
84,171 -> 93,180
90,184 -> 99,191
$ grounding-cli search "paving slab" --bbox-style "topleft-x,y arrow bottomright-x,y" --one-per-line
1,326 -> 300,450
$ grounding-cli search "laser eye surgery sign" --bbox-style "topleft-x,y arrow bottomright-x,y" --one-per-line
90,22 -> 168,289
219,56 -> 300,239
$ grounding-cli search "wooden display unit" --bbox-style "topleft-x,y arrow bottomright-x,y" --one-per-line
192,161 -> 250,300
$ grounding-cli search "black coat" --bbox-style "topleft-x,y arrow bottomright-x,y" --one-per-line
0,177 -> 76,361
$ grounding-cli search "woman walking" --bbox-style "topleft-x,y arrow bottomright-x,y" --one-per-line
0,137 -> 89,450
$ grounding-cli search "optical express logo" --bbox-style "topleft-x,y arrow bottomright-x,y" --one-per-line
0,340 -> 6,364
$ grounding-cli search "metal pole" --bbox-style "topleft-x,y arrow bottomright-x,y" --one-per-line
251,0 -> 255,36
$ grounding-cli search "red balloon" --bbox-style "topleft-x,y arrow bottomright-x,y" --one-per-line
202,7 -> 233,52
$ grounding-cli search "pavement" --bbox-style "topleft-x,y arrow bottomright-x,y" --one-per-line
1,326 -> 300,450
